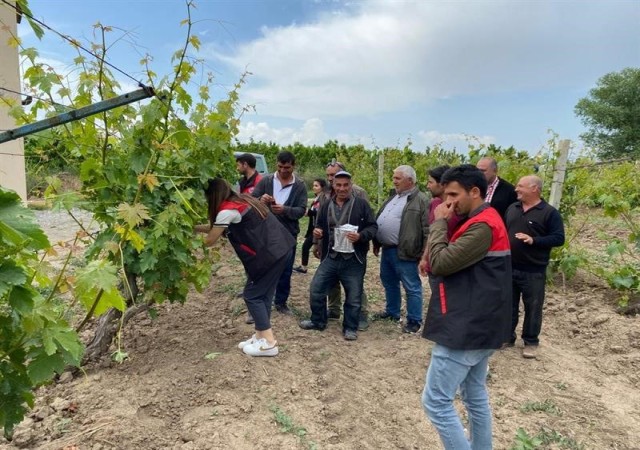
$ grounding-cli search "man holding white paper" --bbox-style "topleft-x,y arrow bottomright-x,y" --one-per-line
299,171 -> 378,341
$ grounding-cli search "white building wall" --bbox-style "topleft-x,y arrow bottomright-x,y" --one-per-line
0,1 -> 27,202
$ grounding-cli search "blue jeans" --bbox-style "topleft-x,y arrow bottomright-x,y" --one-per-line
511,269 -> 546,346
274,244 -> 296,307
422,344 -> 495,450
380,247 -> 423,323
309,254 -> 365,332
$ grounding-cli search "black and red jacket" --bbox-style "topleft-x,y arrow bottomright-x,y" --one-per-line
219,200 -> 295,281
238,172 -> 262,194
423,206 -> 512,350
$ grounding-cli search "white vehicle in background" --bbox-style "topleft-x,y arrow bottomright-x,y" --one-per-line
233,151 -> 268,175
232,152 -> 269,193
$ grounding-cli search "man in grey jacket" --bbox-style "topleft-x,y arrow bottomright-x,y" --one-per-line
252,151 -> 307,315
373,165 -> 429,333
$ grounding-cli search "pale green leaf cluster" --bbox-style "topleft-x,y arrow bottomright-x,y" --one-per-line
0,188 -> 83,437
74,260 -> 126,315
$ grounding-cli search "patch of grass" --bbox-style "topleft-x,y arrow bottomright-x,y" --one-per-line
220,280 -> 244,296
493,396 -> 505,407
554,381 -> 568,391
511,427 -> 542,450
55,417 -> 72,434
270,404 -> 317,449
230,303 -> 245,318
511,427 -> 584,450
519,398 -> 562,416
289,305 -> 307,319
537,427 -> 585,450
317,350 -> 331,361
365,291 -> 383,305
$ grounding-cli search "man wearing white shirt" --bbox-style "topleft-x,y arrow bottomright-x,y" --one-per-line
252,151 -> 307,315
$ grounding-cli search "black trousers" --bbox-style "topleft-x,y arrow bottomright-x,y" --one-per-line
510,269 -> 546,346
243,249 -> 293,331
300,233 -> 313,266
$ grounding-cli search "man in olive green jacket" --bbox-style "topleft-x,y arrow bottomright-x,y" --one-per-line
373,165 -> 429,333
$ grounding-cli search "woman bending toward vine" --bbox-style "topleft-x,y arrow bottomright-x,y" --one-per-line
195,178 -> 295,356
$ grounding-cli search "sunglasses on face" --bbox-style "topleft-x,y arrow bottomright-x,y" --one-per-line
326,160 -> 346,170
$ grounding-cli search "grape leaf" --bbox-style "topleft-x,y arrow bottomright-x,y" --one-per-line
117,202 -> 151,228
27,351 -> 66,385
0,261 -> 27,298
0,188 -> 50,250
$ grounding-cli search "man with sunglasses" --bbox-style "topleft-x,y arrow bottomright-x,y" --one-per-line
252,151 -> 307,315
316,161 -> 371,330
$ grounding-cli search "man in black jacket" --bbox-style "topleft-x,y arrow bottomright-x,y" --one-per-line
252,151 -> 307,315
300,171 -> 377,340
319,161 -> 371,330
476,157 -> 517,222
505,175 -> 565,359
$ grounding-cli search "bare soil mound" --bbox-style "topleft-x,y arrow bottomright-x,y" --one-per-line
1,210 -> 639,450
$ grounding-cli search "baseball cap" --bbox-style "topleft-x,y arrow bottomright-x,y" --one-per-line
334,170 -> 352,179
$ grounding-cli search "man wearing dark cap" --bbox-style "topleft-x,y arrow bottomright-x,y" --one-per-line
319,161 -> 371,330
300,171 -> 377,340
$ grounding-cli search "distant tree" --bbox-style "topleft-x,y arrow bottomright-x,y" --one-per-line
575,68 -> 640,160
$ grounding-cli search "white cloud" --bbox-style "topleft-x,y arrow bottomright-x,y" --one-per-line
237,117 -> 372,146
210,1 -> 638,120
417,130 -> 495,149
236,117 -> 493,153
237,118 -> 331,146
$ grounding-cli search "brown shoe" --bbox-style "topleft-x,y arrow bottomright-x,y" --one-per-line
522,345 -> 538,359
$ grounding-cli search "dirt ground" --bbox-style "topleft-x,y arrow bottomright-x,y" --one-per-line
1,210 -> 639,450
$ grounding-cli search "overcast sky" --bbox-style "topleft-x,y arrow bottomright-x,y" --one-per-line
12,0 -> 640,154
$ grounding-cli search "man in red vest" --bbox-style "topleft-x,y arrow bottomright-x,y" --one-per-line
236,153 -> 262,194
421,164 -> 512,450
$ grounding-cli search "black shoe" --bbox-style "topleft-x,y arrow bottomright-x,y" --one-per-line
372,311 -> 400,322
328,310 -> 341,320
358,316 -> 369,331
344,330 -> 358,341
402,321 -> 421,334
501,341 -> 515,350
293,265 -> 308,274
299,320 -> 326,331
275,304 -> 293,316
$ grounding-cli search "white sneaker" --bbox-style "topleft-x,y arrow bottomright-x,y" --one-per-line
238,334 -> 257,349
242,338 -> 278,357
